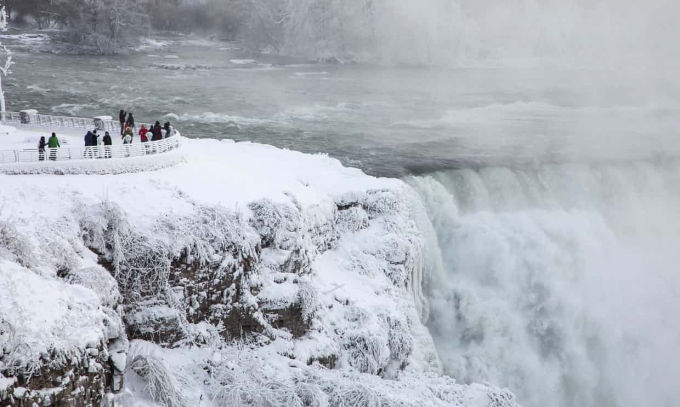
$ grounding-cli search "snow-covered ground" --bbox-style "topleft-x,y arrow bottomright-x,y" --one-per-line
0,125 -> 517,406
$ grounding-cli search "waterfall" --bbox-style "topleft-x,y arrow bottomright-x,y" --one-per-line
408,160 -> 680,407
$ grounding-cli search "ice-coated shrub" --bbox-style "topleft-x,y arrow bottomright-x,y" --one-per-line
343,306 -> 369,324
295,382 -> 329,407
377,233 -> 423,288
128,353 -> 188,407
385,315 -> 413,366
114,234 -> 171,302
249,199 -> 303,250
297,280 -> 319,324
0,317 -> 13,356
249,199 -> 325,275
0,217 -> 34,268
80,201 -> 171,301
159,204 -> 259,267
325,380 -> 381,407
334,206 -> 370,237
359,189 -> 405,219
79,200 -> 125,258
207,349 -> 304,407
342,332 -> 390,375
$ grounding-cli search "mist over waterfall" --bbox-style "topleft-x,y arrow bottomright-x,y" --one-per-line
409,160 -> 680,407
245,0 -> 680,66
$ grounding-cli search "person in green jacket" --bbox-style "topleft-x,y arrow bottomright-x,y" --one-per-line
47,132 -> 60,161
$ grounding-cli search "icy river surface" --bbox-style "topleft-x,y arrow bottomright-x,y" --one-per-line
5,32 -> 680,176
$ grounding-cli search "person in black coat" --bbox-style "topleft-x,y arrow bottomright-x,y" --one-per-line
119,109 -> 126,135
152,121 -> 163,141
126,112 -> 135,131
38,136 -> 46,161
103,131 -> 112,158
84,129 -> 99,158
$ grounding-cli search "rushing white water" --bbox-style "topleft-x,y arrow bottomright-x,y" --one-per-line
409,160 -> 680,407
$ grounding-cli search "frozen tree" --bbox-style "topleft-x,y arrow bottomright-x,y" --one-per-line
0,6 -> 13,121
51,0 -> 149,54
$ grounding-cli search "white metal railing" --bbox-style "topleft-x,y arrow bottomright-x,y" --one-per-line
1,111 -> 153,132
2,111 -> 22,124
0,136 -> 180,164
0,111 -> 180,166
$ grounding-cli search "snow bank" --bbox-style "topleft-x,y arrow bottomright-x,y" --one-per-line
121,341 -> 516,407
0,261 -> 108,369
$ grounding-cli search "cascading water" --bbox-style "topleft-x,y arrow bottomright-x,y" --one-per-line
408,160 -> 680,407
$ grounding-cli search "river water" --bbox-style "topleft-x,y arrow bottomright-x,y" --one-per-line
5,30 -> 680,407
4,31 -> 680,177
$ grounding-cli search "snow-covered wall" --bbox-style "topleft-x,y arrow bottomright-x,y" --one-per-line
0,130 -> 518,406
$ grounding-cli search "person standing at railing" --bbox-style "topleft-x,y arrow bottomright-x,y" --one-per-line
126,112 -> 135,132
38,136 -> 46,161
139,124 -> 150,154
103,131 -> 112,159
122,126 -> 133,143
122,126 -> 132,157
47,132 -> 60,161
84,129 -> 99,159
163,122 -> 175,138
119,109 -> 127,135
151,121 -> 162,141
84,129 -> 92,157
139,124 -> 149,142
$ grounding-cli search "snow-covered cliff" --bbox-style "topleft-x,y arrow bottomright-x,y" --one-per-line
0,128 -> 517,406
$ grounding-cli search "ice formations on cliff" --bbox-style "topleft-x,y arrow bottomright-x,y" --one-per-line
0,130 -> 518,406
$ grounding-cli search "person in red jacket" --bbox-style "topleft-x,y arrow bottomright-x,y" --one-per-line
139,124 -> 149,143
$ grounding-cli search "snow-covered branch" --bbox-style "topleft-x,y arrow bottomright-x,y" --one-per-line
0,6 -> 12,118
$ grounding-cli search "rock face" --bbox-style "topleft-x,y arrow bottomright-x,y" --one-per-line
1,345 -> 109,407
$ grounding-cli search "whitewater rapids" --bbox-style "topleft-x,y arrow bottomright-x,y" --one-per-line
409,159 -> 680,407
